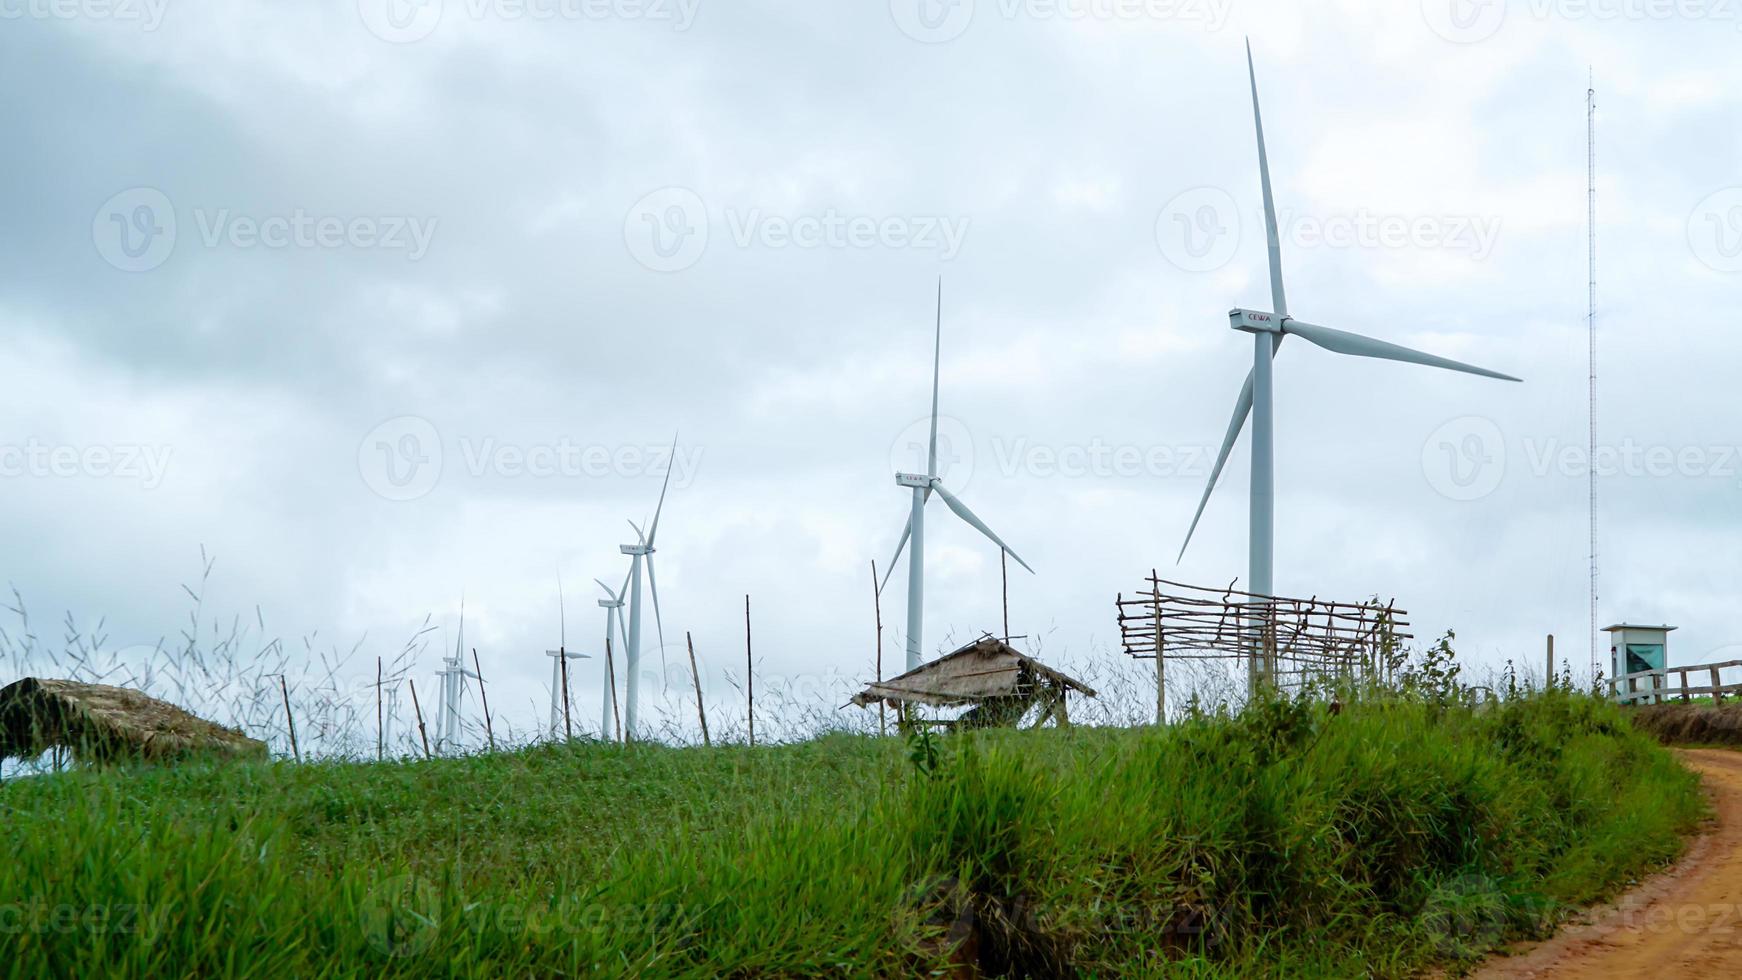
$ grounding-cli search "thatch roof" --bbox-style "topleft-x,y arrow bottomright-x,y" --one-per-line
851,637 -> 1097,709
0,678 -> 267,765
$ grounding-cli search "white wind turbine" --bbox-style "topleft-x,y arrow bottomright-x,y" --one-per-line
594,570 -> 631,739
618,435 -> 677,738
1177,41 -> 1521,684
880,279 -> 1034,671
434,603 -> 479,754
545,577 -> 589,738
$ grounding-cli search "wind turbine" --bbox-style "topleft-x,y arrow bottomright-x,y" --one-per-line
618,435 -> 677,738
434,603 -> 479,754
1177,41 -> 1521,685
879,279 -> 1034,672
595,570 -> 630,739
545,576 -> 589,738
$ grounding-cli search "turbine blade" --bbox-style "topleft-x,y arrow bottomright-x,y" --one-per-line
930,482 -> 1034,575
1247,38 -> 1288,316
1178,367 -> 1259,563
880,515 -> 912,594
928,276 -> 943,479
1281,319 -> 1522,382
647,432 -> 678,546
627,519 -> 645,544
594,578 -> 617,601
647,554 -> 668,679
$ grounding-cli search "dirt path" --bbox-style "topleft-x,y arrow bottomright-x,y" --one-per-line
1476,748 -> 1742,978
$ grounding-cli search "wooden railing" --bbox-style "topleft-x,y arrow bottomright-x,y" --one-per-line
1607,660 -> 1742,706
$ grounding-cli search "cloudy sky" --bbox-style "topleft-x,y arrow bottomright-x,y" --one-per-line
3,0 -> 1739,745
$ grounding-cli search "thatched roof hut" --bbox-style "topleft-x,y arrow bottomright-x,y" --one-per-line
851,637 -> 1096,731
0,678 -> 267,765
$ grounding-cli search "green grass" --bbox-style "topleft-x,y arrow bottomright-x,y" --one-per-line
0,691 -> 1705,978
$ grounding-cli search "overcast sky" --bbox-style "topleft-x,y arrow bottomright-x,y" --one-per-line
3,0 -> 1739,745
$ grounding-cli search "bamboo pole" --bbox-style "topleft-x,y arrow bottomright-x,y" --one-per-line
686,631 -> 710,747
871,560 -> 885,738
605,636 -> 622,744
1546,634 -> 1555,691
559,645 -> 573,742
376,657 -> 384,763
278,675 -> 301,764
745,594 -> 755,749
472,648 -> 495,752
409,678 -> 432,760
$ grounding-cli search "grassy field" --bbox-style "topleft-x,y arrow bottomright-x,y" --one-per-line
0,690 -> 1704,978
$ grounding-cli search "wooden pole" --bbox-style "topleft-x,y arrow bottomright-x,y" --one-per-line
278,675 -> 301,764
472,648 -> 495,752
376,657 -> 384,763
872,560 -> 885,738
1152,574 -> 1166,726
1546,634 -> 1555,691
560,645 -> 573,742
745,594 -> 755,749
605,636 -> 622,744
409,678 -> 432,760
687,631 -> 710,747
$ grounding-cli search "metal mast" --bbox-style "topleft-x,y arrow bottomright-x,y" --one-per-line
1587,72 -> 1600,685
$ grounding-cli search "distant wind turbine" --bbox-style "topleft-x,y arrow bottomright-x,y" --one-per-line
618,434 -> 677,738
880,279 -> 1034,671
434,601 -> 479,754
595,570 -> 630,738
1177,41 -> 1521,684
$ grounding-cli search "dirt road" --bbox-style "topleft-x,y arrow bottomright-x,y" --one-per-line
1476,748 -> 1742,978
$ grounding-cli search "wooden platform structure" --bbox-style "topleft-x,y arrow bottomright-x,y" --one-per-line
0,678 -> 266,765
1117,574 -> 1409,719
850,637 -> 1096,733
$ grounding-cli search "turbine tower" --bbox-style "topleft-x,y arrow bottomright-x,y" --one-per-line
880,279 -> 1034,671
618,435 -> 676,739
1177,41 -> 1522,686
595,571 -> 630,738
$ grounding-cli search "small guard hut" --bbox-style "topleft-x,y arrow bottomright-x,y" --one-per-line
0,678 -> 267,766
851,636 -> 1096,733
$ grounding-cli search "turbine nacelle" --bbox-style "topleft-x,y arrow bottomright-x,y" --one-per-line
895,472 -> 932,489
619,543 -> 652,556
1229,308 -> 1283,334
